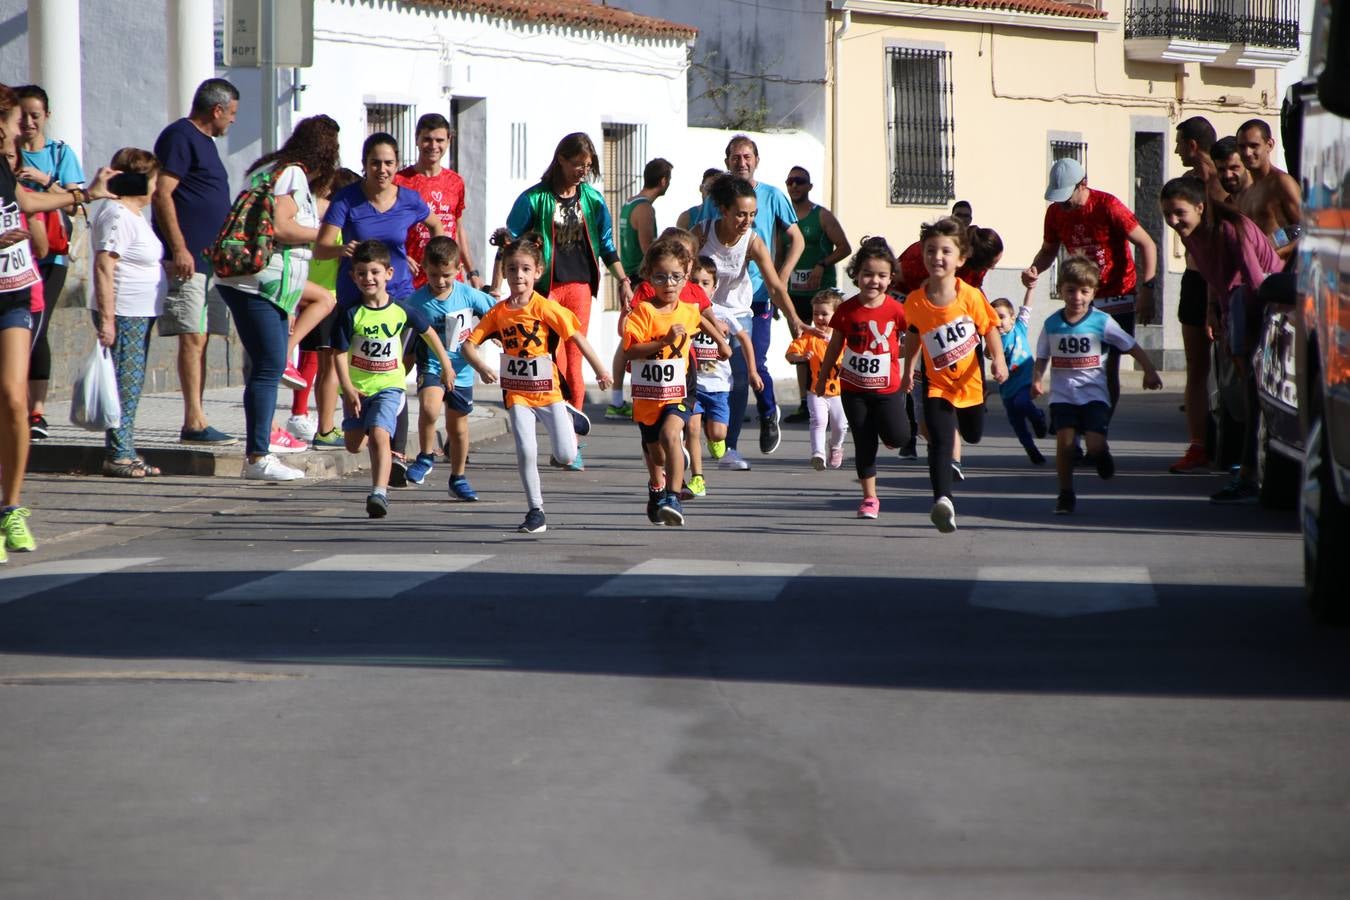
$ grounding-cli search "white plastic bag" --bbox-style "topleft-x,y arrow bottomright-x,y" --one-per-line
69,344 -> 121,431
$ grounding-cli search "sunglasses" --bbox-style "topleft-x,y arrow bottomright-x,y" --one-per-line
785,177 -> 809,186
649,272 -> 686,286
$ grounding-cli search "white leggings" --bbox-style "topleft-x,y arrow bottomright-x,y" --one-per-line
508,401 -> 577,510
807,391 -> 848,458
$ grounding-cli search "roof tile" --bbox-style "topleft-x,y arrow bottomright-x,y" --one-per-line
413,0 -> 699,40
897,0 -> 1108,19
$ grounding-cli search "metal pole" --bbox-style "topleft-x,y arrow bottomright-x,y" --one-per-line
262,0 -> 278,154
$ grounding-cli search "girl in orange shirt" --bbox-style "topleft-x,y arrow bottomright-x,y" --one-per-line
900,218 -> 1009,533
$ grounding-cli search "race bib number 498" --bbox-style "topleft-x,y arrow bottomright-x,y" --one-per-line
631,357 -> 687,401
1050,333 -> 1103,369
922,316 -> 978,370
500,354 -> 554,392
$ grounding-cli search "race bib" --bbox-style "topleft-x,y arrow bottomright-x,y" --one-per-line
922,316 -> 978,370
351,334 -> 399,373
499,354 -> 554,393
445,310 -> 479,353
631,357 -> 687,401
840,347 -> 891,390
1050,332 -> 1103,369
790,268 -> 812,290
0,205 -> 40,293
691,329 -> 720,362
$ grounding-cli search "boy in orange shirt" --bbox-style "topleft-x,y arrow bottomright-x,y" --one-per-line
786,289 -> 847,469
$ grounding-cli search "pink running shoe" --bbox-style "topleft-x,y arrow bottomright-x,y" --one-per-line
280,364 -> 308,391
269,427 -> 308,454
857,497 -> 880,519
829,446 -> 844,469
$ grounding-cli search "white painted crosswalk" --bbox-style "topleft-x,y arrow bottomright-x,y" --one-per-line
0,558 -> 162,606
587,559 -> 812,603
204,555 -> 492,602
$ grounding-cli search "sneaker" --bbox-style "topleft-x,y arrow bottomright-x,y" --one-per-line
566,403 -> 592,437
829,446 -> 844,469
811,454 -> 826,471
1094,450 -> 1116,480
759,406 -> 782,454
366,492 -> 389,519
784,404 -> 810,424
28,413 -> 48,440
657,494 -> 685,526
1055,490 -> 1076,515
280,364 -> 308,391
1027,446 -> 1047,466
897,440 -> 918,460
708,439 -> 727,460
684,474 -> 707,498
857,497 -> 880,519
448,474 -> 479,502
181,425 -> 236,446
388,456 -> 408,487
1210,480 -> 1258,505
567,448 -> 585,472
951,460 -> 965,482
242,454 -> 305,482
286,414 -> 317,442
311,427 -> 345,450
2,507 -> 36,552
682,446 -> 691,474
519,508 -> 547,533
718,448 -> 751,471
930,496 -> 957,533
604,402 -> 633,420
647,486 -> 664,524
406,452 -> 436,485
1032,415 -> 1048,439
1169,443 -> 1210,474
1072,443 -> 1090,467
0,542 -> 6,564
269,428 -> 308,454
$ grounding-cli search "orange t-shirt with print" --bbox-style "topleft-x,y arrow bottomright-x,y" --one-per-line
623,299 -> 701,426
786,332 -> 841,398
904,280 -> 997,408
468,292 -> 579,408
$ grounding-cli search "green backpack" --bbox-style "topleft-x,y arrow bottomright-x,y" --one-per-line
210,169 -> 278,278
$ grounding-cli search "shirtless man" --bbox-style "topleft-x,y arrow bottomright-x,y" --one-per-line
1211,137 -> 1252,201
1235,119 -> 1302,262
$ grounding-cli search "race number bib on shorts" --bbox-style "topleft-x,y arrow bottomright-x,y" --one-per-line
500,354 -> 554,393
691,329 -> 720,362
840,347 -> 891,390
922,316 -> 978,370
1050,333 -> 1103,369
631,357 -> 688,401
351,334 -> 399,373
0,204 -> 39,293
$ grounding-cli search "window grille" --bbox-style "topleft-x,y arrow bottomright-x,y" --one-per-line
1048,140 -> 1088,298
601,123 -> 647,310
365,103 -> 416,166
886,47 -> 955,206
511,123 -> 528,180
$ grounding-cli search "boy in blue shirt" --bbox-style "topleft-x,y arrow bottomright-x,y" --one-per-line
1032,257 -> 1163,515
991,289 -> 1048,465
404,236 -> 498,500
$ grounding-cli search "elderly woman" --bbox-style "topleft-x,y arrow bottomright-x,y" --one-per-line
89,148 -> 167,478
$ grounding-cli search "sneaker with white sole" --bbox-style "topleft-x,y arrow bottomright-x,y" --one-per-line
406,452 -> 436,485
717,448 -> 751,470
566,403 -> 592,437
519,508 -> 547,533
242,454 -> 305,481
286,414 -> 317,442
269,428 -> 309,454
280,364 -> 308,391
759,406 -> 782,454
930,496 -> 957,533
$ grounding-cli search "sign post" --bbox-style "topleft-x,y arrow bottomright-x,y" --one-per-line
222,0 -> 314,153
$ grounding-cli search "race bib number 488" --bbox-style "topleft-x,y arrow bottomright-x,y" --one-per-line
922,316 -> 978,370
840,347 -> 891,390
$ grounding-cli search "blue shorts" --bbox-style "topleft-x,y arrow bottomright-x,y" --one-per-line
695,389 -> 730,425
446,384 -> 473,415
343,387 -> 405,437
638,402 -> 692,445
0,302 -> 33,331
1050,401 -> 1111,436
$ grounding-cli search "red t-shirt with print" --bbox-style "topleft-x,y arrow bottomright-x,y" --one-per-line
395,166 -> 466,287
828,295 -> 908,394
1042,189 -> 1141,301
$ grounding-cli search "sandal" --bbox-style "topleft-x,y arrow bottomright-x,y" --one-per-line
132,458 -> 162,477
102,458 -> 146,478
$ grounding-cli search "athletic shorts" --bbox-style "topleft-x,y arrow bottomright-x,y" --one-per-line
1050,401 -> 1111,436
1178,269 -> 1207,328
342,387 -> 406,437
0,302 -> 33,331
638,402 -> 692,445
695,389 -> 730,425
446,384 -> 474,415
159,270 -> 230,336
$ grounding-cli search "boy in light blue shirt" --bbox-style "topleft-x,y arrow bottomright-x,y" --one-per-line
405,236 -> 498,500
991,287 -> 1048,465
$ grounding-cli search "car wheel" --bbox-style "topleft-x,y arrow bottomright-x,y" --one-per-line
1301,411 -> 1350,624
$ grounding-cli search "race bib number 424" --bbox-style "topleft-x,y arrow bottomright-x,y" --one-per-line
500,354 -> 554,393
631,357 -> 687,401
351,336 -> 398,372
922,316 -> 978,370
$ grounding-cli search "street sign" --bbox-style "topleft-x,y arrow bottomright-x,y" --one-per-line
222,0 -> 314,68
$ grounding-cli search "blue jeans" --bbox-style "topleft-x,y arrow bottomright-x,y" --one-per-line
1001,383 -> 1046,453
726,308 -> 777,449
219,285 -> 288,457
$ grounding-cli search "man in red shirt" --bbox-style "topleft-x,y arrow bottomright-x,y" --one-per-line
395,113 -> 482,290
1022,157 -> 1157,411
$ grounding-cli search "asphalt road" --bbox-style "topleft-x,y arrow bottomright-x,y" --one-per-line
2,388 -> 1347,899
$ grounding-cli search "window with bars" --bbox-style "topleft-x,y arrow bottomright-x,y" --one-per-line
365,103 -> 416,165
886,47 -> 955,206
601,123 -> 647,310
510,123 -> 528,180
1048,138 -> 1089,298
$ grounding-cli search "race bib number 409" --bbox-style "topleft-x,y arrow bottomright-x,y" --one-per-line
922,316 -> 978,370
500,354 -> 554,392
631,357 -> 687,401
1050,333 -> 1103,369
840,347 -> 891,390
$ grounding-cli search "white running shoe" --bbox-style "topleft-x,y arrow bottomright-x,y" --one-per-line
930,496 -> 957,533
269,427 -> 309,454
285,414 -> 317,442
717,448 -> 751,471
242,454 -> 305,481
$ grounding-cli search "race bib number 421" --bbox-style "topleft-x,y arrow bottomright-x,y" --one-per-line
922,316 -> 978,370
631,357 -> 687,401
500,354 -> 554,393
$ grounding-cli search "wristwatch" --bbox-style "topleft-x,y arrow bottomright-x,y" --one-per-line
467,269 -> 480,278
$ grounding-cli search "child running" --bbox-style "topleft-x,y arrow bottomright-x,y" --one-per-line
991,289 -> 1048,465
690,256 -> 760,470
899,218 -> 1008,533
1031,256 -> 1163,514
786,289 -> 847,470
816,238 -> 911,519
624,239 -> 731,525
461,233 -> 612,534
405,235 -> 498,499
332,240 -> 454,519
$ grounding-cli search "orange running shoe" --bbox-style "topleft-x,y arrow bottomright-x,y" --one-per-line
1169,443 -> 1210,474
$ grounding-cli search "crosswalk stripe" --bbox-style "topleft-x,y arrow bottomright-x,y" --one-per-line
587,559 -> 811,603
969,565 -> 1157,618
0,558 -> 162,606
204,554 -> 493,602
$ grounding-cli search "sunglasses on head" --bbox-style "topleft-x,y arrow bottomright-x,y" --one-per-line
785,177 -> 808,186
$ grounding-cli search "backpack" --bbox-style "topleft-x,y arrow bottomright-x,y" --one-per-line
210,168 -> 278,278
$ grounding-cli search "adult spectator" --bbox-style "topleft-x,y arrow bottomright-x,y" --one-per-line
697,135 -> 805,454
676,167 -> 722,232
1023,157 -> 1157,412
1212,137 -> 1252,200
152,77 -> 238,446
783,165 -> 850,423
1234,119 -> 1302,262
13,84 -> 83,442
951,200 -> 973,227
395,112 -> 482,290
219,116 -> 341,483
316,132 -> 443,483
497,132 -> 634,471
89,148 -> 167,478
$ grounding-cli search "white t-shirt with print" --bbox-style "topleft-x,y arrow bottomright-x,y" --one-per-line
88,201 -> 166,317
694,306 -> 744,394
217,164 -> 317,310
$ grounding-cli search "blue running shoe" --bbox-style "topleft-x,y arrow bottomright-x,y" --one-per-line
448,474 -> 479,502
656,494 -> 685,526
406,452 -> 435,485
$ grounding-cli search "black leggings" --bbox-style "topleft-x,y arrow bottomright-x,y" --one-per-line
840,390 -> 911,479
923,395 -> 984,500
28,261 -> 67,381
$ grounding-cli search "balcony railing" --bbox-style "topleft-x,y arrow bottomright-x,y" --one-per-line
1125,0 -> 1299,50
